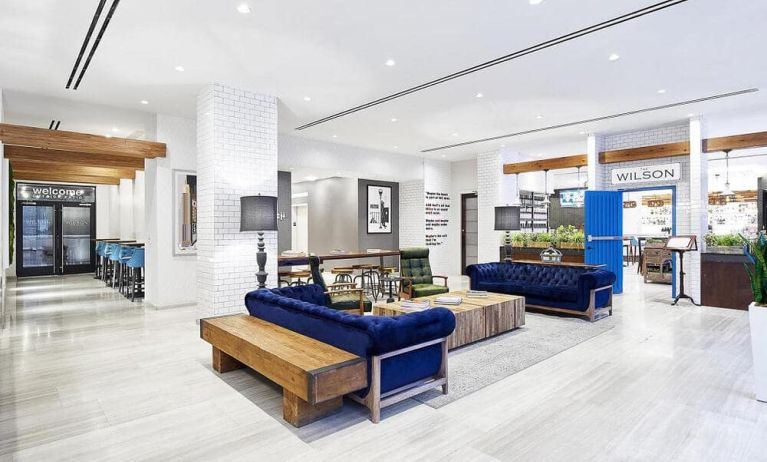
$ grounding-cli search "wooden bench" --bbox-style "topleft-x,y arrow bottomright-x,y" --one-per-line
200,314 -> 367,427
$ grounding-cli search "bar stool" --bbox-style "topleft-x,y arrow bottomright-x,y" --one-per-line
105,243 -> 120,285
94,242 -> 105,279
354,264 -> 380,300
118,246 -> 136,295
331,267 -> 354,283
278,270 -> 312,287
125,248 -> 145,302
378,266 -> 398,295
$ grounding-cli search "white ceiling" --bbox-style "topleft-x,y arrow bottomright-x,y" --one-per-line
1,0 -> 767,161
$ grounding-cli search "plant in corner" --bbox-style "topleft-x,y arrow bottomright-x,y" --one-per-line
742,233 -> 767,402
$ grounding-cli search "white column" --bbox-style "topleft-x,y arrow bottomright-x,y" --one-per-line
197,84 -> 278,318
108,185 -> 121,237
119,179 -> 134,240
688,118 -> 707,302
132,171 -> 145,241
477,151 -> 502,263
586,134 -> 603,190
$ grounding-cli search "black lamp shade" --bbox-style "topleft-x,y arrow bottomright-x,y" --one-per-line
240,195 -> 278,231
494,206 -> 521,231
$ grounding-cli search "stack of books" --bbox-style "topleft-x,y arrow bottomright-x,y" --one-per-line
434,296 -> 462,305
400,300 -> 431,311
280,250 -> 306,257
466,290 -> 489,298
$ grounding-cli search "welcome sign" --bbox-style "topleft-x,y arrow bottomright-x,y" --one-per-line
16,183 -> 96,203
611,163 -> 681,185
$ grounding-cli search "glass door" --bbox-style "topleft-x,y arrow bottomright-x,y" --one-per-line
61,204 -> 95,274
18,204 -> 56,276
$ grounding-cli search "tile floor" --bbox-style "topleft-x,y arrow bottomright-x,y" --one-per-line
1,268 -> 766,461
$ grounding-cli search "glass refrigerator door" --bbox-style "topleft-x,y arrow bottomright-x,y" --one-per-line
20,204 -> 56,276
61,205 -> 93,273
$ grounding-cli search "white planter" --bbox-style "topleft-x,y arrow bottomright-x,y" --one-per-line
750,302 -> 767,402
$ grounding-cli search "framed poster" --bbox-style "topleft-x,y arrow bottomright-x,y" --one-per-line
367,185 -> 392,234
173,169 -> 197,255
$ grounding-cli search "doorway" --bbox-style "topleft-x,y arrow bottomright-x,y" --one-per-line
461,193 -> 478,274
15,183 -> 96,277
291,203 -> 308,253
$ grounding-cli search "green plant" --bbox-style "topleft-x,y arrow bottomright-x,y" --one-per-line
743,233 -> 767,305
706,233 -> 741,247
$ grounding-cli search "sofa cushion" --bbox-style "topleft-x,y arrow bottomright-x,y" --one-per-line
412,284 -> 450,298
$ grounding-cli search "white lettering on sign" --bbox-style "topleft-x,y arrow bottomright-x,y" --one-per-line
611,163 -> 681,185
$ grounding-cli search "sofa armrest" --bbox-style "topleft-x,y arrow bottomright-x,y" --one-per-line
372,308 -> 456,355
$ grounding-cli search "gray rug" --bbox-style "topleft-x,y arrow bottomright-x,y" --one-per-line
413,312 -> 615,408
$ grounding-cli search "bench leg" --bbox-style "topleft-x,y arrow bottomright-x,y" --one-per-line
212,347 -> 245,373
282,391 -> 342,427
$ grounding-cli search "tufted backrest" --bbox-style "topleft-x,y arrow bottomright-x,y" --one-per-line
400,247 -> 434,285
466,262 -> 588,287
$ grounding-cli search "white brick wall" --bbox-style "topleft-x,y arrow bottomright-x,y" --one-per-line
594,124 -> 697,298
197,84 -> 278,318
477,152 -> 502,263
399,180 -> 425,248
424,160 -> 452,275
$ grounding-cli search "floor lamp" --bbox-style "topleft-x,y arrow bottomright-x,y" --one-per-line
495,206 -> 521,262
240,195 -> 278,289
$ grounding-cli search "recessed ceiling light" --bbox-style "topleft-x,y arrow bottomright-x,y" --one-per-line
687,113 -> 696,117
140,100 -> 149,105
111,127 -> 119,133
105,134 -> 112,138
452,132 -> 459,137
657,89 -> 667,94
536,115 -> 544,119
332,134 -> 338,138
236,4 -> 251,14
529,0 -> 544,4
441,154 -> 447,158
579,131 -> 586,135
393,145 -> 399,149
385,59 -> 396,67
305,176 -> 318,182
303,96 -> 311,101
336,171 -> 341,175
174,65 -> 185,72
390,117 -> 398,122
500,144 -> 506,148
608,53 -> 620,61
475,92 -> 484,98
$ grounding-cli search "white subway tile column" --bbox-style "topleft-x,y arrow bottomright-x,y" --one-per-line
688,118 -> 707,303
196,83 -> 278,318
477,152 -> 502,263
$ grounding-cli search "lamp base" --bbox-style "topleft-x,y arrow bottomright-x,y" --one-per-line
503,231 -> 513,263
256,231 -> 268,289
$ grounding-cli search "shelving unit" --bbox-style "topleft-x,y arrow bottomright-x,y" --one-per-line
519,190 -> 549,232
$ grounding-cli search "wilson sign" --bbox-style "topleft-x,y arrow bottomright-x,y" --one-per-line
611,163 -> 681,185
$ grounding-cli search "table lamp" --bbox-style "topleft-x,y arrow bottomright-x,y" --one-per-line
495,206 -> 521,262
240,195 -> 278,289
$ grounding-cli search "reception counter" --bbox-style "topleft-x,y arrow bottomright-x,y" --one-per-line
701,252 -> 752,310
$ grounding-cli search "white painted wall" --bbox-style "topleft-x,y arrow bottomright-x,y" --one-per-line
133,171 -> 145,241
119,179 -> 134,240
145,114 -> 197,308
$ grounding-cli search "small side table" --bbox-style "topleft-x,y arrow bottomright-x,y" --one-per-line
380,275 -> 402,303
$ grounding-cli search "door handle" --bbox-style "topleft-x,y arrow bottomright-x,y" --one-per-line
587,235 -> 624,242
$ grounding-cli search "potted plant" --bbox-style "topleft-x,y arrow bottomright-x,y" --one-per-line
706,233 -> 744,255
742,233 -> 767,402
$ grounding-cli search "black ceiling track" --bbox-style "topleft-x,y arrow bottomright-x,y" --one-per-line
295,0 -> 689,131
420,88 -> 759,153
66,0 -> 121,90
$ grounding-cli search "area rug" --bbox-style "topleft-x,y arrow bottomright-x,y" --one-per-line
413,312 -> 615,408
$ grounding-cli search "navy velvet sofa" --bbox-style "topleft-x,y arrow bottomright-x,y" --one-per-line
466,262 -> 616,321
244,284 -> 456,423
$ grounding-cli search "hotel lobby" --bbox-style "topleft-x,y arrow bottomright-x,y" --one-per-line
1,0 -> 767,460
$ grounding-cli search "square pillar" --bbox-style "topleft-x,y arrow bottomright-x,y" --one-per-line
687,118 -> 707,302
586,134 -> 605,190
477,152 -> 502,263
197,84 -> 278,318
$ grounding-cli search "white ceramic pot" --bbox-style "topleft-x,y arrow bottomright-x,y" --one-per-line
750,302 -> 767,402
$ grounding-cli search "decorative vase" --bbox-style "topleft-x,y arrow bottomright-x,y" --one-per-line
750,302 -> 767,402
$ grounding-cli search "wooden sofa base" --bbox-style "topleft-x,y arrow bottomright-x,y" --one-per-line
527,285 -> 613,322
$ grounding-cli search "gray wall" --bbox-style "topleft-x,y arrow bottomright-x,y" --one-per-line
277,171 -> 292,252
358,179 -> 399,268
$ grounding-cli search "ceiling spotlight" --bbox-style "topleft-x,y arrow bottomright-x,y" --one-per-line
500,144 -> 506,148
140,100 -> 149,105
441,154 -> 447,158
111,127 -> 119,133
332,134 -> 338,138
390,117 -> 398,122
452,132 -> 459,137
657,89 -> 667,94
536,115 -> 544,119
579,131 -> 586,135
393,145 -> 399,149
174,65 -> 185,72
385,59 -> 396,67
305,176 -> 318,182
475,92 -> 484,98
608,53 -> 620,61
303,96 -> 311,101
236,4 -> 251,14
529,0 -> 544,4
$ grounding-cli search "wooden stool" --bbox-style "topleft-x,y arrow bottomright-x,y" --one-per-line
278,270 -> 312,287
331,267 -> 354,283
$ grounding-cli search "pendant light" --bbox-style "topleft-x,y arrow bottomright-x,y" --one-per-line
512,172 -> 522,206
542,169 -> 551,205
722,149 -> 734,197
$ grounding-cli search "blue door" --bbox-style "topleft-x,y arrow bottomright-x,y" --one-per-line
585,191 -> 623,294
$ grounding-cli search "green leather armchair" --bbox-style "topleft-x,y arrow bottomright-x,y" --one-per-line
399,248 -> 449,299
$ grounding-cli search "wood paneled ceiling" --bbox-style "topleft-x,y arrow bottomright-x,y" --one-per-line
0,123 -> 165,185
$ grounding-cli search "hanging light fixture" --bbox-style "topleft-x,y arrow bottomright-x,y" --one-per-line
513,172 -> 522,205
542,169 -> 551,205
722,149 -> 734,198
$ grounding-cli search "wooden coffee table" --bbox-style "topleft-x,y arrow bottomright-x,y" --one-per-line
373,291 -> 525,350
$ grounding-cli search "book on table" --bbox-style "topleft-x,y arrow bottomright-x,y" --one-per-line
434,296 -> 462,305
399,300 -> 431,311
466,290 -> 488,298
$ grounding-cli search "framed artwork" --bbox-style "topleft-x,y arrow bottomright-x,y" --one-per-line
367,185 -> 392,234
173,169 -> 197,255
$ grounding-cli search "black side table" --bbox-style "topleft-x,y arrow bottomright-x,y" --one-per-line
380,275 -> 402,303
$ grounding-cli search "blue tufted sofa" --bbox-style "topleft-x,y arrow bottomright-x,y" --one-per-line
466,262 -> 616,321
244,284 -> 456,423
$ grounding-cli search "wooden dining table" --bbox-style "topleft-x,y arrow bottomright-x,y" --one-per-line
278,250 -> 400,269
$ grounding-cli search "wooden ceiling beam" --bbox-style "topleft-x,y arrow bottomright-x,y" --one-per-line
10,160 -> 136,180
503,154 -> 587,174
13,170 -> 121,185
703,131 -> 767,153
599,141 -> 690,164
0,123 -> 165,158
4,145 -> 146,169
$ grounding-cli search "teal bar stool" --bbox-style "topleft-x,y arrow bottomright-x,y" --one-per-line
94,241 -> 105,279
108,244 -> 124,289
125,248 -> 145,302
103,243 -> 118,284
117,246 -> 136,295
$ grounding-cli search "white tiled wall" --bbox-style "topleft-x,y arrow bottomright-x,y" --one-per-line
477,151 -> 502,263
399,180 -> 425,248
196,83 -> 278,318
424,159 -> 453,276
